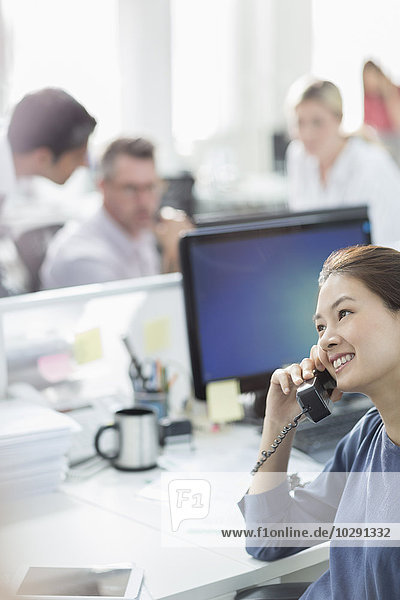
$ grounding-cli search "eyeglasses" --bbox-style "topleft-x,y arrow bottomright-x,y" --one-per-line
108,181 -> 162,197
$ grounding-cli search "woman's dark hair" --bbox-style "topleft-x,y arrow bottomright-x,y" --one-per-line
319,245 -> 400,312
8,88 -> 96,159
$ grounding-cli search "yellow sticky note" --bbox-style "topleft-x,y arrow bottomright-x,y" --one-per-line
206,379 -> 244,424
73,328 -> 103,364
144,317 -> 170,354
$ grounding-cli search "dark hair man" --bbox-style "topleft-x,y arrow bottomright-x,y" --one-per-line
40,137 -> 193,288
3,87 -> 96,192
0,88 -> 96,295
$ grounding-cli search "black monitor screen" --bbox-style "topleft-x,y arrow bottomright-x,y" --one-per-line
180,207 -> 371,399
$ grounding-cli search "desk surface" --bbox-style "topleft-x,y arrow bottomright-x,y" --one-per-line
0,422 -> 329,600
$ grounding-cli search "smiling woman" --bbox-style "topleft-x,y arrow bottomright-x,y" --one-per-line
239,244 -> 400,599
316,254 -> 400,409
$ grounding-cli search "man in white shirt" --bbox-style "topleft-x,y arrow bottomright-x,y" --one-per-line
0,88 -> 96,295
40,138 -> 193,288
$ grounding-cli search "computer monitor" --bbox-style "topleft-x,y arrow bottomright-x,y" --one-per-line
180,206 -> 371,400
0,273 -> 192,465
0,273 -> 190,403
194,204 -> 367,229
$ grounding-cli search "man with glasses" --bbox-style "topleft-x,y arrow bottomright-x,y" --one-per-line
40,137 -> 193,288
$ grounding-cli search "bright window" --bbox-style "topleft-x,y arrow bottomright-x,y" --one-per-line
2,0 -> 121,147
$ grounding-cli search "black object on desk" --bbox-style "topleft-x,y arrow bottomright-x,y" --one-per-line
159,416 -> 193,447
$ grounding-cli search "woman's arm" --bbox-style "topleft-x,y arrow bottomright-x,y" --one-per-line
249,348 -> 336,494
240,348 -> 345,560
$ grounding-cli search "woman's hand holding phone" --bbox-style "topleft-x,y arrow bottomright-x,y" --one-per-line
249,346 -> 342,493
265,353 -> 317,427
265,345 -> 342,426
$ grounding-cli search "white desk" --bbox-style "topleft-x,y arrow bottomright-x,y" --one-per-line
0,492 -> 267,600
0,493 -> 329,600
65,422 -> 322,533
0,423 -> 329,600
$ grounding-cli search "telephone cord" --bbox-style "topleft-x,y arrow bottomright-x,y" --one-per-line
251,407 -> 310,475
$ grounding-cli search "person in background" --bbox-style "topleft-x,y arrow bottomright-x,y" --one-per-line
363,59 -> 400,164
285,77 -> 400,246
0,88 -> 96,295
1,87 -> 96,205
40,137 -> 193,289
363,59 -> 400,135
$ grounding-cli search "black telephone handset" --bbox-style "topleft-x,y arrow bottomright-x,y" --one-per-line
296,369 -> 337,423
251,369 -> 337,474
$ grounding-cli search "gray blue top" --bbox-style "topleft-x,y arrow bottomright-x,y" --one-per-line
239,408 -> 400,598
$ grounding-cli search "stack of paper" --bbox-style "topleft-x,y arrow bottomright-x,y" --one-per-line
0,399 -> 78,500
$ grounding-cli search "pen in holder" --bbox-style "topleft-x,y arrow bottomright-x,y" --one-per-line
122,336 -> 177,419
129,360 -> 170,419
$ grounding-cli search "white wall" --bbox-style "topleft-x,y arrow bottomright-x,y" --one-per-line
1,0 -> 314,178
2,0 -> 121,149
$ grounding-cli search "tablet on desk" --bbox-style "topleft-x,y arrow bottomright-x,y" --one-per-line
16,565 -> 144,600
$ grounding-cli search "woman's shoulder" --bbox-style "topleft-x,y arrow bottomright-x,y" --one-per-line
286,140 -> 318,176
344,406 -> 382,448
286,139 -> 306,162
326,407 -> 382,472
352,406 -> 382,434
346,135 -> 394,164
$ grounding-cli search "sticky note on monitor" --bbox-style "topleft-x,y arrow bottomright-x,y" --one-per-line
73,328 -> 103,364
206,379 -> 244,424
144,317 -> 170,354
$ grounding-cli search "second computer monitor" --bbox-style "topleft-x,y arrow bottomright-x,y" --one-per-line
180,206 -> 371,399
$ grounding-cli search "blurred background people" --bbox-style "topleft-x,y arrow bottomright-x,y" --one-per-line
363,59 -> 400,134
1,87 -> 96,206
362,59 -> 400,164
285,77 -> 400,245
40,137 -> 193,289
0,88 -> 96,296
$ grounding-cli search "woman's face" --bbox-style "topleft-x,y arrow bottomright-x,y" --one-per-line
314,274 -> 400,398
295,99 -> 341,159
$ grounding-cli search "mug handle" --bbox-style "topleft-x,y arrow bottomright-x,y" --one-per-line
94,424 -> 119,459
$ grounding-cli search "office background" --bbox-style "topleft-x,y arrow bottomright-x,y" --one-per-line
1,0 -> 400,210
1,3 -> 398,598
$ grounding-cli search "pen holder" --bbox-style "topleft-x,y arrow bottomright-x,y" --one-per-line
133,389 -> 169,419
